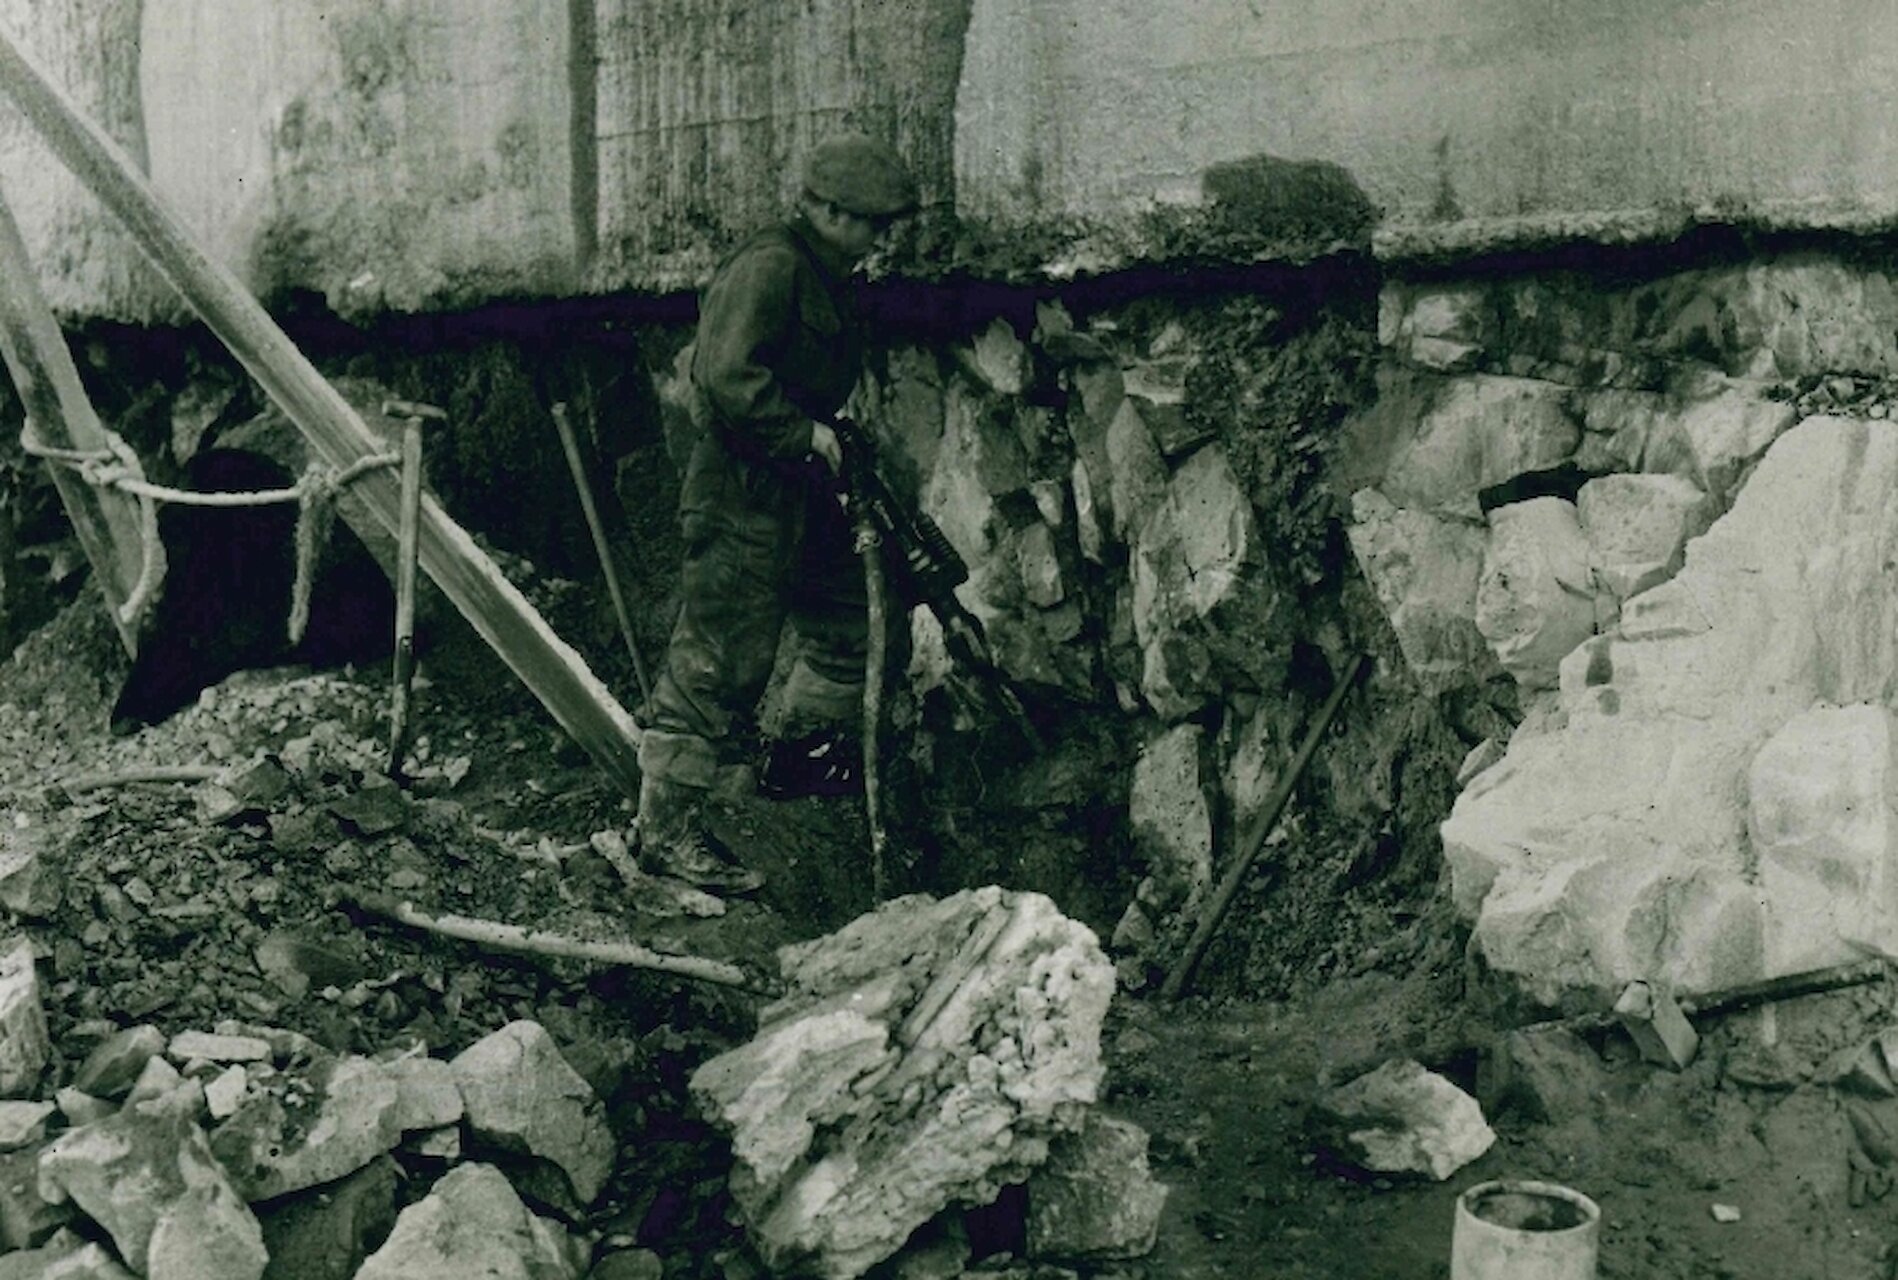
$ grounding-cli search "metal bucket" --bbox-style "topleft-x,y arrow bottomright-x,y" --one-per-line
1451,1180 -> 1600,1280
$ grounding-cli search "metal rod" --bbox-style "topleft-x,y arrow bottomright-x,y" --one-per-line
552,401 -> 652,706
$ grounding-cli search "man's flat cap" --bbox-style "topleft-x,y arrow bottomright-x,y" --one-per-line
803,133 -> 918,218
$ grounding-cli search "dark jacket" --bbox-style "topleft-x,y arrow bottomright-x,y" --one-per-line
690,216 -> 863,466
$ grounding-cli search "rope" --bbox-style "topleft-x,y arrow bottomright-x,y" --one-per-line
20,421 -> 398,635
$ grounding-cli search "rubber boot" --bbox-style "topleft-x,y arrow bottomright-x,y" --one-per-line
633,774 -> 764,895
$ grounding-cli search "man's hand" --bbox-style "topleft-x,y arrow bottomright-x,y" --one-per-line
810,421 -> 843,474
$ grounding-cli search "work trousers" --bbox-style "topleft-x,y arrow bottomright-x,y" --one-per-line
640,432 -> 868,787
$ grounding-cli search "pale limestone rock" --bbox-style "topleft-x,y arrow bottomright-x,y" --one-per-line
1105,397 -> 1168,545
203,1067 -> 247,1121
38,1105 -> 264,1280
379,1055 -> 464,1133
1576,472 -> 1715,606
1131,446 -> 1284,719
1442,415 -> 1898,999
0,1104 -> 53,1154
72,1026 -> 166,1100
0,1231 -> 135,1280
451,1021 -> 614,1206
1577,378 -> 1797,498
0,940 -> 48,1097
0,819 -> 60,918
208,1055 -> 402,1202
1378,375 -> 1580,518
962,319 -> 1029,396
1071,458 -> 1105,564
1474,498 -> 1597,691
1127,725 -> 1212,929
691,888 -> 1113,1280
1748,706 -> 1898,971
354,1163 -> 581,1280
1319,1059 -> 1495,1180
1383,283 -> 1494,372
1347,488 -> 1492,692
1223,702 -> 1281,839
1126,392 -> 1212,459
1024,1114 -> 1167,1262
124,1057 -> 183,1108
0,1145 -> 71,1250
53,1092 -> 112,1129
1015,522 -> 1065,608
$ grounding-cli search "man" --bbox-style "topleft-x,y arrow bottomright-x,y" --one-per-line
635,132 -> 917,891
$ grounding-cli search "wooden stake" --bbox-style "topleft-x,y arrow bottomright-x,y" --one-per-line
860,531 -> 890,900
0,181 -> 150,656
345,889 -> 773,993
1162,653 -> 1370,1001
551,401 -> 651,705
0,27 -> 644,796
387,411 -> 426,777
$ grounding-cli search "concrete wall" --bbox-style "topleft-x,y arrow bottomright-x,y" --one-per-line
0,0 -> 1896,318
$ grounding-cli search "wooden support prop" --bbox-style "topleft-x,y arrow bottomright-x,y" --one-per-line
386,407 -> 428,777
58,764 -> 219,793
344,889 -> 772,993
1162,653 -> 1371,1002
0,182 -> 149,656
0,27 -> 644,795
551,402 -> 651,706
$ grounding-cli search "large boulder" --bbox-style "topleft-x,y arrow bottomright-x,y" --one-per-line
1442,416 -> 1898,1001
1473,498 -> 1597,691
1347,488 -> 1492,692
690,888 -> 1114,1280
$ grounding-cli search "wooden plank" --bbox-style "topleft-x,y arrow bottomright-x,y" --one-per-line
0,181 -> 149,657
0,23 -> 644,794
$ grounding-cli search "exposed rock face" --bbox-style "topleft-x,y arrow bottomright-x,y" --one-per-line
1576,473 -> 1715,609
690,888 -> 1114,1280
39,1104 -> 266,1280
1024,1113 -> 1168,1263
1443,416 -> 1898,1000
1375,374 -> 1579,519
353,1163 -> 581,1280
450,1021 -> 615,1206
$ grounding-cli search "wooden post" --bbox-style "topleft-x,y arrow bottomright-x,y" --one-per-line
0,181 -> 150,656
0,24 -> 644,794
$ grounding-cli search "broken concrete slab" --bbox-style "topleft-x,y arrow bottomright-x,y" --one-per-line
1474,497 -> 1597,691
0,938 -> 48,1097
1024,1113 -> 1168,1263
72,1026 -> 166,1100
353,1162 -> 582,1280
450,1021 -> 614,1206
208,1055 -> 402,1202
1316,1058 -> 1496,1181
255,1154 -> 398,1280
691,886 -> 1114,1280
38,1103 -> 265,1279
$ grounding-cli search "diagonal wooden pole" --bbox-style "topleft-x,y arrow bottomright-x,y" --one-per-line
0,22 -> 643,794
0,179 -> 151,657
